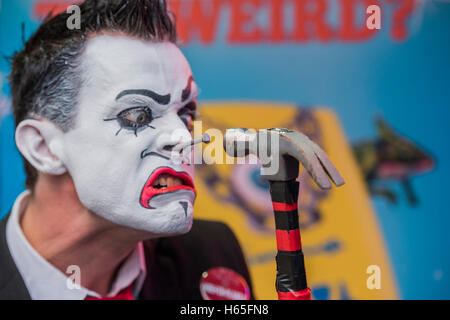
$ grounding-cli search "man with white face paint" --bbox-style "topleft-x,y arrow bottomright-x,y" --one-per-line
0,0 -> 252,300
61,35 -> 198,235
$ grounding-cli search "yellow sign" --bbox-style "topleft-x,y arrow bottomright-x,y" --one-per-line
193,102 -> 398,300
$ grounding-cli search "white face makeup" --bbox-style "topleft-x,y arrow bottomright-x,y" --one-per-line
57,35 -> 199,235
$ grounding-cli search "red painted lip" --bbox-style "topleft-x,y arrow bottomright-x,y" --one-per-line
140,167 -> 196,209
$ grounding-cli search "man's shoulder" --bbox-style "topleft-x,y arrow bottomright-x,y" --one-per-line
139,219 -> 253,300
144,219 -> 243,259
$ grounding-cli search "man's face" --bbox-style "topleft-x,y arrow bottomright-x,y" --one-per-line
59,35 -> 198,235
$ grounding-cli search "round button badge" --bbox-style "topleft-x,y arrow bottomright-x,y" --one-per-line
199,267 -> 251,300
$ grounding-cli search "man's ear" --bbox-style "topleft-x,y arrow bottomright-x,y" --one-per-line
15,119 -> 67,175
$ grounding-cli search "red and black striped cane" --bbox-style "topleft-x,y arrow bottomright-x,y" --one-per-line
269,179 -> 311,300
223,127 -> 344,301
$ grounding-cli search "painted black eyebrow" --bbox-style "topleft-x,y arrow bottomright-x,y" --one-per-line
182,76 -> 194,102
116,89 -> 171,105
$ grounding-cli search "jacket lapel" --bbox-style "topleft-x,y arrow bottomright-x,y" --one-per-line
0,214 -> 31,300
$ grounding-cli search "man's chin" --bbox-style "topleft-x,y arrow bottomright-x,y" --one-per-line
103,199 -> 194,237
163,212 -> 194,236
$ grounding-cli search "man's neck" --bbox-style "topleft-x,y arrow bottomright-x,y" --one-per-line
20,174 -> 148,296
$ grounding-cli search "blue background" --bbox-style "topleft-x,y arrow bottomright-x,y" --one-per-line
1,0 -> 449,299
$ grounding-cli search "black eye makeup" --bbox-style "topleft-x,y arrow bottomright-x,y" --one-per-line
178,101 -> 197,132
104,106 -> 160,136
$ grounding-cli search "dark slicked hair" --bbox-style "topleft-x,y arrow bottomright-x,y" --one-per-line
9,0 -> 177,189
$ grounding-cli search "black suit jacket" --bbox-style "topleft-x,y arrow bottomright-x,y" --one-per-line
0,215 -> 253,300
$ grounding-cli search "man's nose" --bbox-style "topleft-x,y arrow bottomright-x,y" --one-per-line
154,113 -> 192,159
